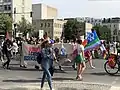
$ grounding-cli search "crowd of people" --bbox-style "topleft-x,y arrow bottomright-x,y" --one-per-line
0,32 -> 118,90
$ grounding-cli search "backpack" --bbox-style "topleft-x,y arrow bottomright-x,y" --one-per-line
36,52 -> 42,64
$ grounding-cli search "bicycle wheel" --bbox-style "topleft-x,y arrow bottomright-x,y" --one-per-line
104,61 -> 119,75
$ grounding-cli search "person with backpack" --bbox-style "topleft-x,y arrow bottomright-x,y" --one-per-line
40,40 -> 55,90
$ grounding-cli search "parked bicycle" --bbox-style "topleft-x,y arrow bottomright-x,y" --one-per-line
104,49 -> 120,75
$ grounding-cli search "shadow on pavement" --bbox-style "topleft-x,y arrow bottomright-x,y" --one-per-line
2,79 -> 40,83
57,87 -> 92,90
91,72 -> 120,76
5,66 -> 42,71
3,77 -> 74,83
10,64 -> 20,65
52,77 -> 74,81
90,72 -> 108,76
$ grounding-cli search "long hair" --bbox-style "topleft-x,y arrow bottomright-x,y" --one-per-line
41,40 -> 49,49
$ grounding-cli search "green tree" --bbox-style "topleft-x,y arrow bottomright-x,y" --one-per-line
99,25 -> 111,41
64,20 -> 84,40
17,17 -> 34,36
0,14 -> 12,35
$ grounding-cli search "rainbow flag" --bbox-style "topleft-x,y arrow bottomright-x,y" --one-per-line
85,30 -> 101,52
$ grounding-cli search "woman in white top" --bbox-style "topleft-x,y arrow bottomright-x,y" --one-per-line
75,40 -> 86,80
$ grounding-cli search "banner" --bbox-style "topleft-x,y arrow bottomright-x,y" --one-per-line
22,42 -> 40,61
54,43 -> 73,55
85,30 -> 101,52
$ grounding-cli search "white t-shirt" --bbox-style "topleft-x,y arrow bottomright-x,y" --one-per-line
77,44 -> 84,55
12,42 -> 18,52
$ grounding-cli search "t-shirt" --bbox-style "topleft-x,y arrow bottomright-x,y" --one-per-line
77,44 -> 84,55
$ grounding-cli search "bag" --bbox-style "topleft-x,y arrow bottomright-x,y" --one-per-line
49,66 -> 54,76
36,52 -> 42,64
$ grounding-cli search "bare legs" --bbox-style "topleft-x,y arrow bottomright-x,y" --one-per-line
88,56 -> 95,69
77,62 -> 86,80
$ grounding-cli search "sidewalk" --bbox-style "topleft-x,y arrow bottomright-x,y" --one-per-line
0,81 -> 114,90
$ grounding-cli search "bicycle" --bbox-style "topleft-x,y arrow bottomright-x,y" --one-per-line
104,49 -> 120,75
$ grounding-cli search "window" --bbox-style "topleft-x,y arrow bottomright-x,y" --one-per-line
45,23 -> 47,27
114,25 -> 116,27
8,0 -> 11,2
41,23 -> 43,27
48,23 -> 50,27
4,5 -> 7,10
0,5 -> 3,11
8,5 -> 11,10
113,29 -> 117,35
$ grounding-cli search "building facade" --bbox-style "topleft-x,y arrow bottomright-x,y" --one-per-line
102,18 -> 120,42
76,17 -> 102,26
33,19 -> 66,40
0,0 -> 32,23
32,3 -> 58,20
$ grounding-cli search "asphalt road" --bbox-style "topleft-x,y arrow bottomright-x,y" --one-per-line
0,59 -> 120,89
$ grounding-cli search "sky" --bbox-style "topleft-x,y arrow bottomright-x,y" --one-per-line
32,0 -> 120,19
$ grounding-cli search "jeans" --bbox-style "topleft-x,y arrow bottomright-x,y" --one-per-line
41,67 -> 52,90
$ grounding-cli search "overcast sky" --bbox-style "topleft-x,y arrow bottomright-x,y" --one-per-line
32,0 -> 120,19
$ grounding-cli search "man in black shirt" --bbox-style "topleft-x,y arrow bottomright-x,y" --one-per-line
2,39 -> 12,69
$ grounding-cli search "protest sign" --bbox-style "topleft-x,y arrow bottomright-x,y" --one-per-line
22,43 -> 40,61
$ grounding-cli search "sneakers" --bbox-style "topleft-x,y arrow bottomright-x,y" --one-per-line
91,66 -> 95,69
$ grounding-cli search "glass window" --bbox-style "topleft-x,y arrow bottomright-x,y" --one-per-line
41,23 -> 43,27
4,5 -> 7,10
8,0 -> 11,2
48,23 -> 50,27
8,5 -> 11,10
45,23 -> 47,27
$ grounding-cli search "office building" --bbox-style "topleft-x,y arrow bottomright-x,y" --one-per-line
32,3 -> 58,20
33,19 -> 66,40
0,0 -> 32,23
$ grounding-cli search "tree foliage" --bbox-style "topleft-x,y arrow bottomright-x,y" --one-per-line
0,14 -> 12,34
64,20 -> 84,40
17,17 -> 34,36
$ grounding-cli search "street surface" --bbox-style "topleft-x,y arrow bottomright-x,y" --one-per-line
0,58 -> 120,90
